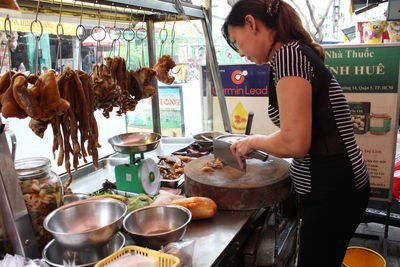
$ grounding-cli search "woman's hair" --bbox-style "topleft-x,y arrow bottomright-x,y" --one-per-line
222,0 -> 325,62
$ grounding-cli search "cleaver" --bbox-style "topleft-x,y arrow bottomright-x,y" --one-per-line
213,138 -> 269,171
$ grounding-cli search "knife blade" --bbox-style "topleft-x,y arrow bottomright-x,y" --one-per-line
213,138 -> 245,171
213,139 -> 269,171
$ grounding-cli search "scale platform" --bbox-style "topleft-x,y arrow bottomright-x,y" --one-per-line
108,132 -> 162,196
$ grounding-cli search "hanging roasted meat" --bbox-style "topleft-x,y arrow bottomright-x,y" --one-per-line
52,67 -> 100,189
0,0 -> 19,10
0,73 -> 28,119
0,70 -> 69,122
0,71 -> 15,101
153,55 -> 176,85
92,63 -> 120,118
135,67 -> 157,99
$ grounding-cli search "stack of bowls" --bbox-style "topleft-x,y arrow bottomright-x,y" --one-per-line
43,198 -> 127,267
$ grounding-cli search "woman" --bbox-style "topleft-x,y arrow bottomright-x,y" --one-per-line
222,0 -> 370,266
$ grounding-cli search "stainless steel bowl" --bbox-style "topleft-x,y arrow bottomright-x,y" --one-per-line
42,231 -> 125,267
63,193 -> 89,205
193,131 -> 226,146
108,132 -> 161,153
43,198 -> 127,250
123,204 -> 191,249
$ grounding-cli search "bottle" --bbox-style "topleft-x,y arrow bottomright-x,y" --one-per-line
14,157 -> 63,249
18,62 -> 26,72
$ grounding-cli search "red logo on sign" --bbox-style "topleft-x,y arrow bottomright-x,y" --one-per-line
231,70 -> 246,85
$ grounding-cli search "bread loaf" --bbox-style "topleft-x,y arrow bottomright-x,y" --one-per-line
170,197 -> 217,220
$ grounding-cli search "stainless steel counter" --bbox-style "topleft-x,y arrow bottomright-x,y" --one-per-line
184,209 -> 256,266
64,137 -> 259,266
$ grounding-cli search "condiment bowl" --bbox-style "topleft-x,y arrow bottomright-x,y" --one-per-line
42,231 -> 125,267
123,204 -> 191,249
43,198 -> 127,250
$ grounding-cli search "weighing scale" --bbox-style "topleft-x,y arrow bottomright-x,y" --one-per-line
108,132 -> 161,196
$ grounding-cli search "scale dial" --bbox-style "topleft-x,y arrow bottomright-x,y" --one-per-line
139,158 -> 161,195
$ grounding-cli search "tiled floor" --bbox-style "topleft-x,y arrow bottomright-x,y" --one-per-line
349,222 -> 400,267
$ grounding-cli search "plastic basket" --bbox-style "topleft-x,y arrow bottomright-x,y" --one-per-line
94,245 -> 180,267
342,246 -> 386,267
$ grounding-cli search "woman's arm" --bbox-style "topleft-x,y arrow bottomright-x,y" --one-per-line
230,76 -> 312,166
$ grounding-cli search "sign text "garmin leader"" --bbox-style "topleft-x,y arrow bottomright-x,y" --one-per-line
212,85 -> 268,96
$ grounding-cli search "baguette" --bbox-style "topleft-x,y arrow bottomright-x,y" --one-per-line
170,197 -> 217,220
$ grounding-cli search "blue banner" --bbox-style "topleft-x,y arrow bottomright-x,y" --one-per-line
202,64 -> 269,97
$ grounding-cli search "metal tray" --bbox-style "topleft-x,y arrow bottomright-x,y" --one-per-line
161,174 -> 184,188
108,132 -> 161,154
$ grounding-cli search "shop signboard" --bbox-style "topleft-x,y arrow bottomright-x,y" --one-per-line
324,43 -> 400,201
126,85 -> 184,137
0,17 -> 77,35
201,64 -> 275,135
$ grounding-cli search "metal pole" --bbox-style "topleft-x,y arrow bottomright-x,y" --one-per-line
147,20 -> 161,134
0,118 -> 40,258
204,0 -> 213,132
201,7 -> 231,133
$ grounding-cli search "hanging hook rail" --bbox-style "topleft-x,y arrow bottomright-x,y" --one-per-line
30,0 -> 43,75
108,4 -> 121,58
91,1 -> 106,65
136,10 -> 147,67
0,16 -> 12,76
123,7 -> 135,70
171,15 -> 177,56
170,15 -> 181,75
75,1 -> 86,70
158,14 -> 168,58
56,0 -> 65,73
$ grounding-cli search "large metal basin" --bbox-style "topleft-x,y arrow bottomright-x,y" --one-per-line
43,198 -> 127,250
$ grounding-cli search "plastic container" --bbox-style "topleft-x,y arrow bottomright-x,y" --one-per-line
387,21 -> 400,43
342,246 -> 386,267
15,157 -> 63,249
94,245 -> 180,267
362,21 -> 387,44
369,105 -> 391,136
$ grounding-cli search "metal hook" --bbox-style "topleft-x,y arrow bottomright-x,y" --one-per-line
75,1 -> 86,41
94,1 -> 101,27
113,3 -> 117,28
35,0 -> 41,22
58,0 -> 63,24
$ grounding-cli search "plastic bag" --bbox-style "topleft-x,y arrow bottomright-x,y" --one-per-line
0,254 -> 48,267
162,240 -> 195,267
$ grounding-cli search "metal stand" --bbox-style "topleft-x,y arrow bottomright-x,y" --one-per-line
383,201 -> 391,258
0,118 -> 40,258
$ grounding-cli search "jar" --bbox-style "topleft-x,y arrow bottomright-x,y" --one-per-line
369,113 -> 392,135
15,157 -> 63,249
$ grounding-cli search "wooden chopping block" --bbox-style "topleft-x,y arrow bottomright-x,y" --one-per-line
184,154 -> 291,210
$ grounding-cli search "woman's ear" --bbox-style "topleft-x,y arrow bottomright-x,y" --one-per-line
244,15 -> 257,33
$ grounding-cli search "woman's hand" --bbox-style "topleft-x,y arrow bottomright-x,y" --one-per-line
230,136 -> 255,169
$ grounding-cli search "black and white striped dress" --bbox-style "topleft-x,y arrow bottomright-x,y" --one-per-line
268,41 -> 369,196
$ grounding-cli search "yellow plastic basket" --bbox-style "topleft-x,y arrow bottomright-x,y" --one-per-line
94,245 -> 180,267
